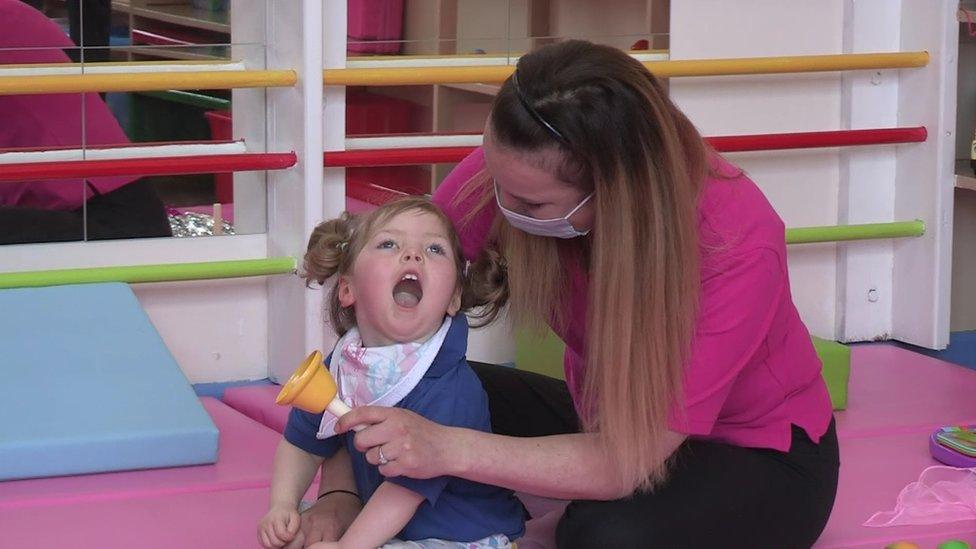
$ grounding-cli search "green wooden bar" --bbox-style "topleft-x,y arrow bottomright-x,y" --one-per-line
0,221 -> 924,290
786,220 -> 924,245
141,89 -> 231,111
0,258 -> 295,289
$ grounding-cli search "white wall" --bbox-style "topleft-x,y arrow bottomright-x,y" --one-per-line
669,1 -> 845,339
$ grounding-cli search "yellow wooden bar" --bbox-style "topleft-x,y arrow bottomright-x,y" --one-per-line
324,51 -> 929,86
649,51 -> 929,77
0,69 -> 297,95
0,59 -> 237,70
326,65 -> 510,86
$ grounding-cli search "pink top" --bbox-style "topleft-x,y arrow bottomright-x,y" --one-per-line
0,0 -> 135,210
433,148 -> 833,451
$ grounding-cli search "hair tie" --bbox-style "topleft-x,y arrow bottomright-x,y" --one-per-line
336,241 -> 348,251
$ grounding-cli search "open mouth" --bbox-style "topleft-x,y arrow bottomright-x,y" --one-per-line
392,273 -> 423,308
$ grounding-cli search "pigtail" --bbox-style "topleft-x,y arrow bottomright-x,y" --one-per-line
462,245 -> 509,327
302,213 -> 355,287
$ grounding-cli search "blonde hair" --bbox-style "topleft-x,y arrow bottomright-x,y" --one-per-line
303,196 -> 469,337
464,40 -> 709,492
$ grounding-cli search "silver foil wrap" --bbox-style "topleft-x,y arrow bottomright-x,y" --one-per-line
168,211 -> 236,237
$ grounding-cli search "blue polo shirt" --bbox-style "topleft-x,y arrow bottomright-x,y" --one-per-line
284,316 -> 525,543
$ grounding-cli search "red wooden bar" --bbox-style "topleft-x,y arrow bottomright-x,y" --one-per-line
0,152 -> 296,182
707,126 -> 927,152
347,180 -> 410,206
324,127 -> 927,168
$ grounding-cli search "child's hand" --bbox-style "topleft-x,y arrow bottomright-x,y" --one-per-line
258,504 -> 301,548
307,542 -> 340,549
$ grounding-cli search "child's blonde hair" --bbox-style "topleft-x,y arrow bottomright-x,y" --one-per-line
303,196 -> 480,336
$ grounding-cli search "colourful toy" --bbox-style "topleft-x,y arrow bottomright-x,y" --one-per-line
275,350 -> 352,418
886,542 -> 972,549
929,425 -> 976,468
937,541 -> 972,549
935,425 -> 976,456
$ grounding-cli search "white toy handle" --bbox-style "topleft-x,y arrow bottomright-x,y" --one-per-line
326,398 -> 365,432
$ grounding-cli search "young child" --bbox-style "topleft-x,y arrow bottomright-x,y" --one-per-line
258,197 -> 525,549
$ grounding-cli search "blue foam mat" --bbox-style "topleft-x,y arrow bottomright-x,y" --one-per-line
895,330 -> 976,371
0,283 -> 218,480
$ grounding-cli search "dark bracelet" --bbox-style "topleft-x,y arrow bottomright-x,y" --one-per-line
317,489 -> 360,501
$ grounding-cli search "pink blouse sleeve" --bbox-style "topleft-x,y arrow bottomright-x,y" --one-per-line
431,147 -> 497,262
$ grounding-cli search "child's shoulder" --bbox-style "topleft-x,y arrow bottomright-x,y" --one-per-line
399,358 -> 491,431
407,357 -> 486,405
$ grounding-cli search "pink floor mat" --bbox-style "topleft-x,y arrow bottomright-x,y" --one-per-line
217,347 -> 976,547
8,344 -> 975,548
223,385 -> 290,434
0,398 -> 314,549
1,487 -> 271,548
815,431 -> 976,548
836,344 -> 976,439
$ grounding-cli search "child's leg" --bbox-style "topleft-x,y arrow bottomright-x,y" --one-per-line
380,534 -> 513,548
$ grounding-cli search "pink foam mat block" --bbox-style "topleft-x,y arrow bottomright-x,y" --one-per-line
815,431 -> 976,548
0,397 -> 281,509
223,385 -> 290,434
836,344 -> 976,439
0,486 -> 271,549
0,488 -> 562,549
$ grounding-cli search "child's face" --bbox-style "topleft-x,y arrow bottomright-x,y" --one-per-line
337,209 -> 461,346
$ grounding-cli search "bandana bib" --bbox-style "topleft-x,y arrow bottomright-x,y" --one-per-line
317,317 -> 452,439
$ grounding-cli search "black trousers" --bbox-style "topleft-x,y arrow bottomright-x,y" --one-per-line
0,179 -> 172,245
470,362 -> 840,549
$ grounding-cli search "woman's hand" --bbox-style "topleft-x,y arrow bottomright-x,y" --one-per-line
338,406 -> 460,479
283,492 -> 362,548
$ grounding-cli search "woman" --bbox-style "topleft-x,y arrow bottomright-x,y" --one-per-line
0,0 -> 171,245
296,40 -> 839,548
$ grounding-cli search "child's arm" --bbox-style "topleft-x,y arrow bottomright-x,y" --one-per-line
324,481 -> 424,549
271,438 -> 325,508
258,439 -> 325,548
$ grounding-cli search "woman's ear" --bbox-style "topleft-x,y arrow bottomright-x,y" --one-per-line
337,276 -> 356,308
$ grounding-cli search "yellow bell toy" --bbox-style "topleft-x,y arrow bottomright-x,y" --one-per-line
275,350 -> 352,418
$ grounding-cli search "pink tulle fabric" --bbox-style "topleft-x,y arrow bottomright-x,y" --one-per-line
865,466 -> 976,527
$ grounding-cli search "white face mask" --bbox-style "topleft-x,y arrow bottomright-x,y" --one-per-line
493,180 -> 593,239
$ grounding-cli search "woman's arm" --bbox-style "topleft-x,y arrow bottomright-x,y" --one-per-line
315,445 -> 358,499
336,482 -> 423,549
296,446 -> 363,546
338,407 -> 685,501
455,429 -> 686,500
